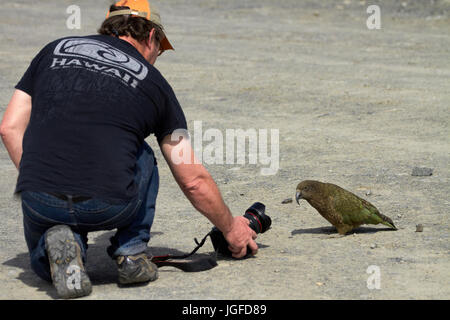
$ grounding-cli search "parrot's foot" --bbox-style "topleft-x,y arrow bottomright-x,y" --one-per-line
335,225 -> 354,235
326,234 -> 347,239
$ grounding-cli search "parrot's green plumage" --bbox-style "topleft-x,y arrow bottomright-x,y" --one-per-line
296,180 -> 397,235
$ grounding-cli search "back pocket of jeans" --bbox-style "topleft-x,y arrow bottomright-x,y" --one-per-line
73,198 -> 112,214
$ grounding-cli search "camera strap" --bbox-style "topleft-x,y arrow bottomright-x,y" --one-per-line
149,231 -> 217,272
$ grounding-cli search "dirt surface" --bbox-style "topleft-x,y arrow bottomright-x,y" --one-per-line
0,0 -> 449,300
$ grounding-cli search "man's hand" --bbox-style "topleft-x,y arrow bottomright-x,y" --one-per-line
223,216 -> 258,259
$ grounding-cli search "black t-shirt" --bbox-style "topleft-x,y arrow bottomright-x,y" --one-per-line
15,34 -> 187,203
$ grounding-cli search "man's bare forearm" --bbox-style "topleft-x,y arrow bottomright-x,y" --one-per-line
178,172 -> 258,258
179,172 -> 234,234
0,89 -> 32,169
160,134 -> 234,232
0,131 -> 23,169
160,134 -> 258,258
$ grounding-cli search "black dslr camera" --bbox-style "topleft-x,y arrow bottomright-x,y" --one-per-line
209,202 -> 272,257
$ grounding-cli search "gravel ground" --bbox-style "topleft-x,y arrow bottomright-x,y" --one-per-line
0,0 -> 449,300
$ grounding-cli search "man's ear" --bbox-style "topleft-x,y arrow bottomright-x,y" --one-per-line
148,28 -> 157,45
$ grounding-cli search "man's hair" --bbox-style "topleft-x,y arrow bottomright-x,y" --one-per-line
98,5 -> 164,43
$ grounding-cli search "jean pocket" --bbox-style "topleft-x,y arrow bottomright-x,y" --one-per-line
73,198 -> 112,213
25,191 -> 68,207
74,199 -> 142,230
22,198 -> 70,227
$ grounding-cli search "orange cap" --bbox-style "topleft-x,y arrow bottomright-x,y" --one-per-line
106,0 -> 174,51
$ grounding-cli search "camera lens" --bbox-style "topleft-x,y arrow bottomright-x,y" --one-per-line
243,202 -> 271,234
209,202 -> 272,257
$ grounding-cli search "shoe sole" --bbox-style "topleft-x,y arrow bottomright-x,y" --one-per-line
45,225 -> 92,299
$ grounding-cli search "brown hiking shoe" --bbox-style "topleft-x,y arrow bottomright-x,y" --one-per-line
116,253 -> 158,285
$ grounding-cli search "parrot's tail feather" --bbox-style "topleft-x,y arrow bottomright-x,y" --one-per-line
380,213 -> 397,230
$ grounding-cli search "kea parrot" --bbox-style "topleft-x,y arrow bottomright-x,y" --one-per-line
295,180 -> 397,235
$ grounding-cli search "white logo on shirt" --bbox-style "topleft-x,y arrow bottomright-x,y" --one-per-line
51,38 -> 149,88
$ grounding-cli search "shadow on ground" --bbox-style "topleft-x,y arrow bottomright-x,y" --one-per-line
2,252 -> 58,299
2,230 -> 213,298
291,226 -> 397,236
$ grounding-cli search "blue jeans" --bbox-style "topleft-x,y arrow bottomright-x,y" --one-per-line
20,142 -> 159,282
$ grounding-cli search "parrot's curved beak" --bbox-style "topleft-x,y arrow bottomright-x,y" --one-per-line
295,191 -> 302,205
